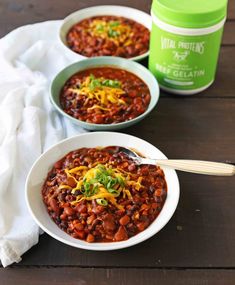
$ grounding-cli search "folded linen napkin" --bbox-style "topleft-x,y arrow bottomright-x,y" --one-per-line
0,21 -> 87,267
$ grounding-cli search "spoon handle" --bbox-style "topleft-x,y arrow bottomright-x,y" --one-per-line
146,159 -> 235,176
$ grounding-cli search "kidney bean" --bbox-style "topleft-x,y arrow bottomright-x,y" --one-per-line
139,166 -> 149,176
74,222 -> 84,231
154,189 -> 163,197
136,222 -> 147,232
84,47 -> 93,55
140,204 -> 150,212
66,177 -> 77,188
115,209 -> 125,216
119,215 -> 130,226
64,206 -> 75,216
60,213 -> 67,220
89,38 -> 97,47
103,214 -> 116,232
105,234 -> 114,240
92,205 -> 105,215
65,195 -> 74,202
58,193 -> 66,202
46,179 -> 57,187
49,198 -> 59,214
54,159 -> 63,169
86,233 -> 95,243
128,163 -> 136,172
92,219 -> 101,229
87,214 -> 96,225
92,114 -> 104,124
126,45 -> 134,55
74,230 -> 86,240
151,203 -> 158,210
114,226 -> 128,241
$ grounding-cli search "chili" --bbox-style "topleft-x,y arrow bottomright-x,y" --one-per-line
42,146 -> 167,243
60,67 -> 151,124
66,16 -> 150,58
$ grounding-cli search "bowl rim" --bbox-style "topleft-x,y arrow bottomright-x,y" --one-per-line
58,5 -> 152,62
50,56 -> 160,130
25,132 -> 180,251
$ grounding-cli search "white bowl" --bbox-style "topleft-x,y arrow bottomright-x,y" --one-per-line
25,132 -> 180,250
59,5 -> 152,62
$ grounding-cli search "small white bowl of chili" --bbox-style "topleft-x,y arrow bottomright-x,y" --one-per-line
59,5 -> 151,61
26,132 -> 180,250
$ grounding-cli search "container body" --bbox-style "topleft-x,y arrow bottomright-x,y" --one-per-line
149,0 -> 227,95
149,17 -> 225,94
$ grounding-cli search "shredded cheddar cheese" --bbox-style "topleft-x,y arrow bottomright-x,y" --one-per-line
69,74 -> 126,111
58,163 -> 144,209
88,19 -> 132,46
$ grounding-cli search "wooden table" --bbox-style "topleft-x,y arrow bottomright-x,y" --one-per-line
1,1 -> 235,284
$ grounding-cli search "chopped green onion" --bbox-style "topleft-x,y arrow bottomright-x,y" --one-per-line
102,79 -> 121,88
81,180 -> 99,197
108,28 -> 120,38
116,175 -> 125,187
89,178 -> 98,184
96,24 -> 104,31
89,74 -> 102,90
109,21 -> 120,27
87,75 -> 122,91
107,188 -> 120,196
96,198 -> 108,206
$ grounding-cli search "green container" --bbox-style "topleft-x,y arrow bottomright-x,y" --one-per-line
149,0 -> 228,95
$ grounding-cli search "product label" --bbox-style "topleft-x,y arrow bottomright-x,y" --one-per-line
149,24 -> 223,91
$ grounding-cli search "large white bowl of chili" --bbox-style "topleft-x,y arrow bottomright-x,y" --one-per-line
59,5 -> 151,61
26,132 -> 180,250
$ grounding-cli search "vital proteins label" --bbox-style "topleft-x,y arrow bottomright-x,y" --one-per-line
149,24 -> 223,91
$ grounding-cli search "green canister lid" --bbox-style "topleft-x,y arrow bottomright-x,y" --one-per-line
152,0 -> 228,28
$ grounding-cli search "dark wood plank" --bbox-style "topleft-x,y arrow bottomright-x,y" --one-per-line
228,0 -> 235,20
223,21 -> 235,45
18,98 -> 235,267
205,46 -> 235,97
128,98 -> 235,161
21,173 -> 235,268
2,268 -> 235,285
0,0 -> 234,44
0,0 -> 152,38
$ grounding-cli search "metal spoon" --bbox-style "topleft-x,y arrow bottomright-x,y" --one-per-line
118,147 -> 235,176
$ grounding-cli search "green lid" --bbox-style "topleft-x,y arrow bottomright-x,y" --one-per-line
152,0 -> 228,28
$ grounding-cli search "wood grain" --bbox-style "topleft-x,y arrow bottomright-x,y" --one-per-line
18,98 -> 235,267
1,268 -> 235,285
228,0 -> 235,19
0,0 -> 234,44
128,98 -> 235,161
223,21 -> 235,45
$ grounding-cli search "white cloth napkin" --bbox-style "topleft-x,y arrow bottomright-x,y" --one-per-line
0,20 -> 87,267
